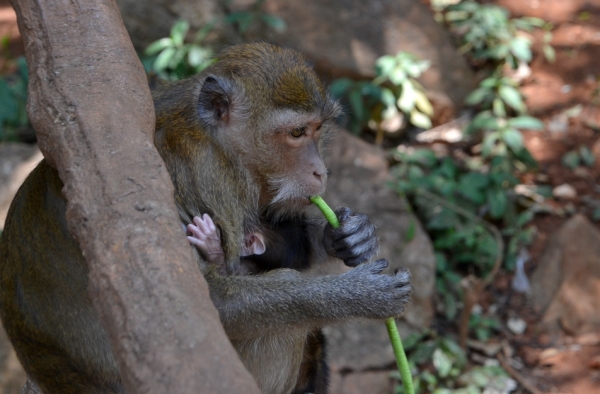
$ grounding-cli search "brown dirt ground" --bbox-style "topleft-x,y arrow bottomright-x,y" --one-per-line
491,1 -> 600,393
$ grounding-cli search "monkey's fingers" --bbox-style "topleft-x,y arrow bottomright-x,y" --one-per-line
349,259 -> 389,275
334,237 -> 378,267
187,235 -> 208,249
327,208 -> 379,266
192,215 -> 217,237
187,223 -> 204,239
201,213 -> 217,232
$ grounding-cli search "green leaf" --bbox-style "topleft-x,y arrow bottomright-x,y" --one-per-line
410,109 -> 432,129
509,36 -> 532,62
398,80 -> 416,113
499,85 -> 525,112
458,173 -> 488,204
480,77 -> 500,89
593,207 -> 600,222
493,97 -> 506,117
445,10 -> 469,22
194,21 -> 216,42
465,87 -> 490,106
562,151 -> 580,169
427,207 -> 457,230
153,46 -> 176,71
508,116 -> 543,130
484,44 -> 509,60
388,68 -> 407,86
329,79 -> 354,97
414,90 -> 434,116
501,127 -> 524,151
487,188 -> 508,218
481,132 -> 499,156
170,20 -> 190,47
348,89 -> 366,126
187,46 -> 210,67
375,56 -> 395,78
470,111 -> 500,131
407,148 -> 437,167
168,47 -> 188,69
543,44 -> 556,62
433,348 -> 453,378
261,14 -> 287,32
144,38 -> 173,56
579,146 -> 596,167
380,87 -> 396,109
520,16 -> 546,28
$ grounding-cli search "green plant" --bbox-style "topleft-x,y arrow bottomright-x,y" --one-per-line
330,52 -> 433,144
391,332 -> 455,393
394,332 -> 466,394
143,20 -> 215,80
143,0 -> 286,81
0,56 -> 30,141
468,314 -> 500,342
391,148 -> 536,317
391,331 -> 513,394
562,146 -> 596,169
223,0 -> 286,36
443,1 -> 554,67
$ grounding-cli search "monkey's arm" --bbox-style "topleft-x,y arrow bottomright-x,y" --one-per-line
204,259 -> 411,340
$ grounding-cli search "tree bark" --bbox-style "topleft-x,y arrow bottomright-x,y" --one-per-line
9,0 -> 259,392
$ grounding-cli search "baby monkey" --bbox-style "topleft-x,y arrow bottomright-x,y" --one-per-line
187,214 -> 265,274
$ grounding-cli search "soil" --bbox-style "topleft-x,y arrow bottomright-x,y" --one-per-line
483,1 -> 600,393
2,0 -> 600,393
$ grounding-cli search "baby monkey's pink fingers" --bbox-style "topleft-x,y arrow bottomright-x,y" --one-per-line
187,236 -> 207,249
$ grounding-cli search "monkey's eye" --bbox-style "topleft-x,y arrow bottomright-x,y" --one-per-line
290,126 -> 306,138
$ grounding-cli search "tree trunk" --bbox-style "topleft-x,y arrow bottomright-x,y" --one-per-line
9,0 -> 259,392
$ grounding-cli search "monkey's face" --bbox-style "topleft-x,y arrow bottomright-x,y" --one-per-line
190,43 -> 341,215
254,109 -> 334,213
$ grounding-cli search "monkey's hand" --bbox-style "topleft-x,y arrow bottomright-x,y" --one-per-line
323,207 -> 378,267
341,259 -> 412,319
187,214 -> 226,265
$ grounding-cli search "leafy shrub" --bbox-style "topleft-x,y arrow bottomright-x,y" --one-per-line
0,56 -> 30,142
143,21 -> 215,81
143,1 -> 286,81
330,52 -> 433,143
393,331 -> 513,393
442,1 -> 554,67
223,0 -> 286,36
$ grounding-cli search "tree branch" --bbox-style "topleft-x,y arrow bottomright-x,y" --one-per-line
9,0 -> 259,392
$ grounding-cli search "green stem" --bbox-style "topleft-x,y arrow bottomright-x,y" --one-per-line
385,318 -> 414,394
309,195 -> 415,394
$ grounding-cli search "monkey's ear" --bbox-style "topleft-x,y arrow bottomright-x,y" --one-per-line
198,76 -> 232,127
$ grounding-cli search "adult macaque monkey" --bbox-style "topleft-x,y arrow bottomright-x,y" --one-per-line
0,43 -> 411,394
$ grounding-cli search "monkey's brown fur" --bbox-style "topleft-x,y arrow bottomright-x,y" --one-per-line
0,43 -> 411,394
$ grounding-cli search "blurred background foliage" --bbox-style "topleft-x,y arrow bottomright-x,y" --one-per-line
1,0 -> 576,392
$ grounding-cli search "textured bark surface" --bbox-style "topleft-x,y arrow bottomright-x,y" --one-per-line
9,0 -> 259,392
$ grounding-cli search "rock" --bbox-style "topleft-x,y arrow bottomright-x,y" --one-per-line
552,183 -> 577,199
329,371 -> 393,394
261,0 -> 476,112
0,143 -> 42,229
115,0 -> 235,51
530,214 -> 600,335
0,325 -> 26,394
507,317 -> 527,335
321,130 -> 436,370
